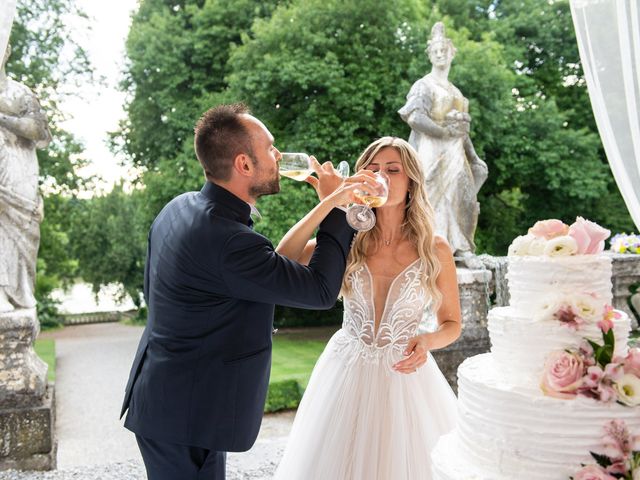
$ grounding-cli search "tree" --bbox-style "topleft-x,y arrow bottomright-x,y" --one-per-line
226,0 -> 427,242
115,0 -> 283,172
115,0 -> 287,238
9,0 -> 94,192
69,186 -> 147,308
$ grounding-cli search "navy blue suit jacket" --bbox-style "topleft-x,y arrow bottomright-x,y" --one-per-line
121,182 -> 354,452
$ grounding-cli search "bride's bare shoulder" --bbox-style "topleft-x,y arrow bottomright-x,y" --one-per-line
433,235 -> 451,251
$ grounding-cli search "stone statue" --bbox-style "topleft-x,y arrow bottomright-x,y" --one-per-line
0,43 -> 51,312
399,22 -> 488,267
0,43 -> 55,471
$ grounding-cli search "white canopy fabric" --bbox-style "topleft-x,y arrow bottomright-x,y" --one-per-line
570,0 -> 640,231
0,0 -> 17,59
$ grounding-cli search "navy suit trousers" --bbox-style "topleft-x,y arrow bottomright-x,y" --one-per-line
136,435 -> 226,480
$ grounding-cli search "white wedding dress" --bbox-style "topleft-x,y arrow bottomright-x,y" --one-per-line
274,259 -> 457,480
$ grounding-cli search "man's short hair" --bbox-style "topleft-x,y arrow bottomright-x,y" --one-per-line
194,103 -> 254,181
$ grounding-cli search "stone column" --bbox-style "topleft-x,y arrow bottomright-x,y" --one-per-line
430,267 -> 493,392
0,308 -> 56,470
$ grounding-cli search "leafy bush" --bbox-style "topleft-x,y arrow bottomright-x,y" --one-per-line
274,302 -> 343,328
264,379 -> 303,413
36,293 -> 64,330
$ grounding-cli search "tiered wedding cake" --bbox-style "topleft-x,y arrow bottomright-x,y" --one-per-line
432,218 -> 640,480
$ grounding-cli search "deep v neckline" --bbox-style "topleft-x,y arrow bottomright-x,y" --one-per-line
363,258 -> 421,338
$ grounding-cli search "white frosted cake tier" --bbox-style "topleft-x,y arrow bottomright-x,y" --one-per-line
432,432 -> 497,480
488,306 -> 631,384
431,354 -> 640,480
507,255 -> 613,313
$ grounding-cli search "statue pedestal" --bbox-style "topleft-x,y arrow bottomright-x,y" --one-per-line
608,252 -> 640,329
430,267 -> 492,392
0,309 -> 56,471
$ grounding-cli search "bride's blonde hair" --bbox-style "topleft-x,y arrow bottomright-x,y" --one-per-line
341,137 -> 442,310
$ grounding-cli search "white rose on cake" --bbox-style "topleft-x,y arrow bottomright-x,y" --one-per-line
534,295 -> 565,322
615,374 -> 640,407
573,294 -> 604,323
528,236 -> 547,255
543,235 -> 578,257
508,234 -> 536,256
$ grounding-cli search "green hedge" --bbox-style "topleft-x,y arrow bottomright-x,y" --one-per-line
264,379 -> 303,413
124,304 -> 344,329
274,302 -> 344,328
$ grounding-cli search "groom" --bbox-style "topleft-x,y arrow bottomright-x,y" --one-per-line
120,103 -> 356,479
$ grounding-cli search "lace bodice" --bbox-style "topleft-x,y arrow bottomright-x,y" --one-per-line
335,259 -> 428,366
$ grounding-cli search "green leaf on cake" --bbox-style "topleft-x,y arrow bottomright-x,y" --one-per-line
588,329 -> 615,367
589,451 -> 612,468
599,329 -> 615,366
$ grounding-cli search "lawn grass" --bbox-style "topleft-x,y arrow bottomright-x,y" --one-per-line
270,327 -> 336,388
34,338 -> 56,383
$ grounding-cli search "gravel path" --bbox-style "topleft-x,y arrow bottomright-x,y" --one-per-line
0,323 -> 293,479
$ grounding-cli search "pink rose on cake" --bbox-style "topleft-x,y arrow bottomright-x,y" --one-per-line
572,465 -> 616,480
542,323 -> 638,405
529,219 -> 569,239
541,351 -> 584,398
569,217 -> 611,255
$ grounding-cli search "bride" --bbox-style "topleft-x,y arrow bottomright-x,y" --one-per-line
274,136 -> 461,479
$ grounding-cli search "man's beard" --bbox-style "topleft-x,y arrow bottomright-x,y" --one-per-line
249,174 -> 280,198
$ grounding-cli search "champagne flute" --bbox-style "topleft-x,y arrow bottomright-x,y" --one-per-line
345,171 -> 389,231
337,161 -> 350,178
279,152 -> 313,181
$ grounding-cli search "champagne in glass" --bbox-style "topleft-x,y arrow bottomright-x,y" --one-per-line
345,172 -> 389,231
355,193 -> 388,208
279,153 -> 313,181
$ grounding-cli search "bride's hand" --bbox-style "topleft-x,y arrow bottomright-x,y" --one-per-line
305,157 -> 377,203
331,170 -> 377,206
317,170 -> 377,207
392,334 -> 431,374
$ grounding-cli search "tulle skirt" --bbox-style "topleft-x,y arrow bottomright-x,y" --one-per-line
273,329 -> 458,480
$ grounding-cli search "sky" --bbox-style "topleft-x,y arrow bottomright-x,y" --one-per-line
60,0 -> 140,193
